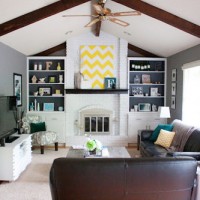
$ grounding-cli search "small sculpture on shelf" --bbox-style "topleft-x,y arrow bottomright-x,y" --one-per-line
46,62 -> 52,70
33,91 -> 38,96
38,77 -> 46,83
32,75 -> 37,83
59,74 -> 63,83
152,104 -> 157,112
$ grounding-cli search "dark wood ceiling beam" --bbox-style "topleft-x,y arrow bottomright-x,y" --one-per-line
0,0 -> 89,36
114,0 -> 200,38
33,42 -> 66,56
128,43 -> 158,57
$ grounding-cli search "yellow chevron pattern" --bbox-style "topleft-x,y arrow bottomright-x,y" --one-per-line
80,45 -> 114,89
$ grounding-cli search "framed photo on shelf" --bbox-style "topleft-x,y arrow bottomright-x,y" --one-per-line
172,69 -> 177,82
48,75 -> 57,83
131,86 -> 143,96
13,73 -> 22,106
142,74 -> 151,84
171,83 -> 176,95
134,75 -> 140,84
138,103 -> 151,112
43,103 -> 54,111
104,77 -> 116,89
38,87 -> 52,96
150,87 -> 158,96
171,96 -> 176,109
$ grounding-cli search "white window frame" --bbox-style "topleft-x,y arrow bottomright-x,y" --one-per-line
182,60 -> 200,127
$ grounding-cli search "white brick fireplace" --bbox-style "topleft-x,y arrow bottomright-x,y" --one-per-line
65,31 -> 129,146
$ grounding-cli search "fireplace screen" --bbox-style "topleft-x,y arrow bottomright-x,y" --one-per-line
84,116 -> 110,134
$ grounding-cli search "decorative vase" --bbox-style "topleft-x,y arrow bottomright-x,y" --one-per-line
57,62 -> 61,70
134,75 -> 140,84
89,149 -> 96,155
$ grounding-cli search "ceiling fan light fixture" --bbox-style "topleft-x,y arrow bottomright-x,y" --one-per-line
98,0 -> 107,4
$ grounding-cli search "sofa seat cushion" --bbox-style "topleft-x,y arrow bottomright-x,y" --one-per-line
140,141 -> 155,149
184,128 -> 200,152
140,141 -> 168,157
143,145 -> 168,157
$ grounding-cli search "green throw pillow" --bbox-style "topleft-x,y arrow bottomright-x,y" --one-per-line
149,124 -> 173,142
30,122 -> 46,133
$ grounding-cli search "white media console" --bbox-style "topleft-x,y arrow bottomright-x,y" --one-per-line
0,134 -> 32,181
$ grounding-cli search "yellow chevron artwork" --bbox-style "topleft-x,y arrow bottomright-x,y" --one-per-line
80,45 -> 114,89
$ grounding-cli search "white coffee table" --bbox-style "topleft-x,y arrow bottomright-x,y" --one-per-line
67,146 -> 131,158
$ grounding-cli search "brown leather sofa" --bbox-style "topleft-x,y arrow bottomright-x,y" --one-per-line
49,157 -> 197,200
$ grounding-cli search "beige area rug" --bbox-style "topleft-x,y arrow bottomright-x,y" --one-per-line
0,147 -> 140,200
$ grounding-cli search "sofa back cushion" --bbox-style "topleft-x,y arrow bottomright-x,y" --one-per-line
154,129 -> 175,148
30,122 -> 46,133
149,124 -> 174,142
171,119 -> 193,151
184,128 -> 200,152
126,157 -> 197,200
50,158 -> 125,200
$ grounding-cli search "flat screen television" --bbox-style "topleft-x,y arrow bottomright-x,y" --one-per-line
0,96 -> 17,146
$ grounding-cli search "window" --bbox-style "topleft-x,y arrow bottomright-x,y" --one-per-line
182,60 -> 200,127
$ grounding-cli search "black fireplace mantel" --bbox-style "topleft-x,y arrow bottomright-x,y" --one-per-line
65,89 -> 128,94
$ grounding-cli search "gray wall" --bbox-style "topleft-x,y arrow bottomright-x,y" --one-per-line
167,44 -> 200,122
0,42 -> 27,109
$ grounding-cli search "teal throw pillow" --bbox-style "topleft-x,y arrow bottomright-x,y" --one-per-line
149,124 -> 173,142
30,122 -> 46,133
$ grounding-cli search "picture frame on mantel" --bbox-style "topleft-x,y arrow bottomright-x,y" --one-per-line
104,77 -> 116,89
13,73 -> 22,107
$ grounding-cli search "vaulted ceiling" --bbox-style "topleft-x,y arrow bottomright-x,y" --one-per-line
0,0 -> 199,57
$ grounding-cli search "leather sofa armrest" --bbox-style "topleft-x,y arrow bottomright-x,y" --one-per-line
140,130 -> 153,141
167,152 -> 200,160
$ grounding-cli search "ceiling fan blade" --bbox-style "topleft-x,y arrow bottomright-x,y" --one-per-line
109,11 -> 141,17
85,18 -> 100,27
63,14 -> 98,17
108,17 -> 129,27
93,4 -> 104,14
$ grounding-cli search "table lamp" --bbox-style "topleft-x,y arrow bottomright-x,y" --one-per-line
159,106 -> 171,118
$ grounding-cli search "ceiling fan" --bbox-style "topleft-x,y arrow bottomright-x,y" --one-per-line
63,0 -> 141,27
